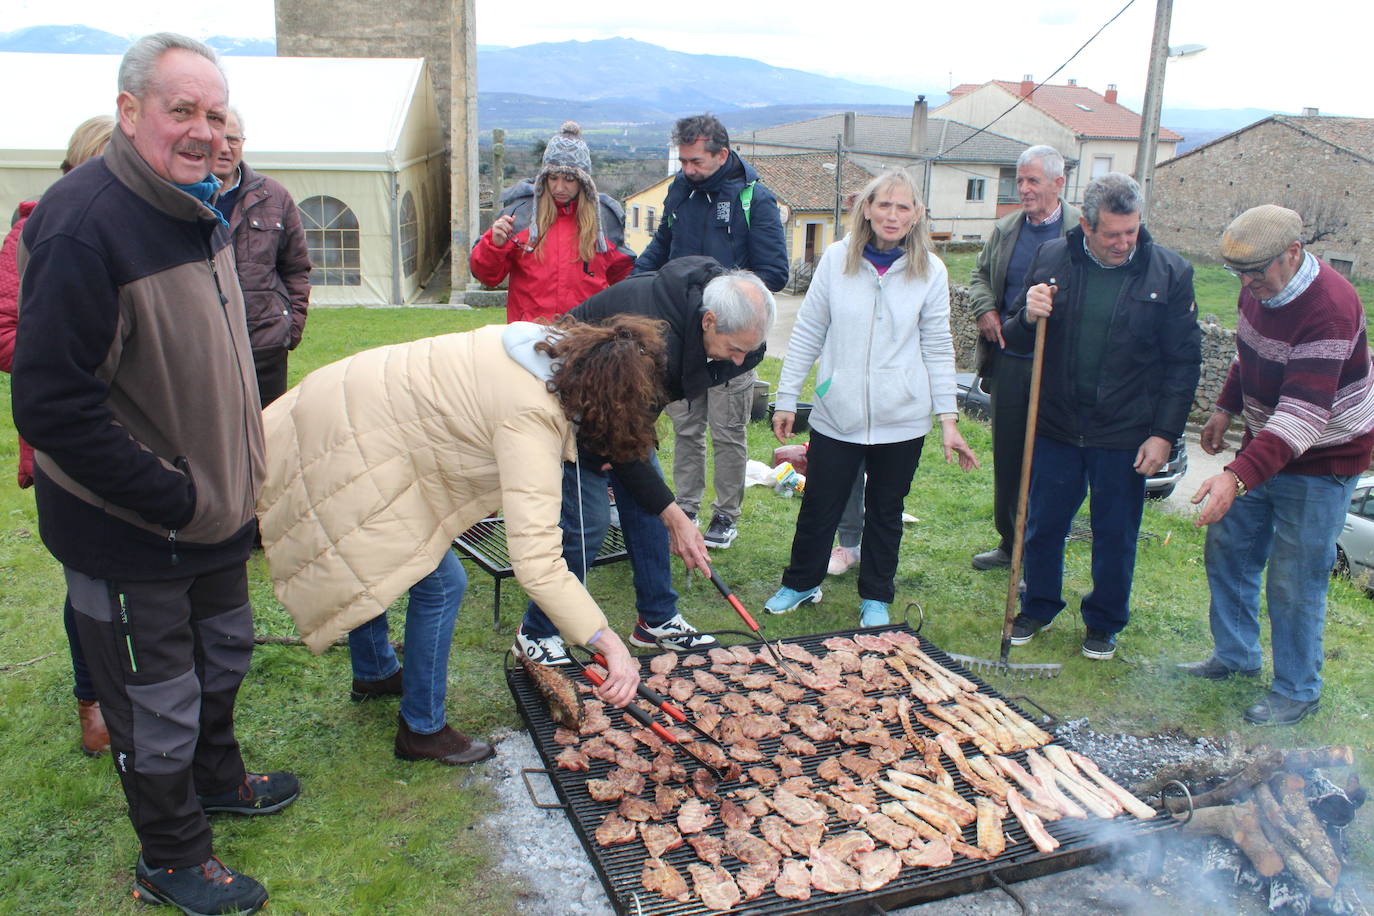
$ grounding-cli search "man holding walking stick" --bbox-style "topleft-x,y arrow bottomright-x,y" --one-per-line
1000,172 -> 1200,660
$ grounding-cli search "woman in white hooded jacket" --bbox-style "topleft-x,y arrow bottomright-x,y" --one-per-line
768,170 -> 979,626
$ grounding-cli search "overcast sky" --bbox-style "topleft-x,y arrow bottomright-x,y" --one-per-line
8,0 -> 1369,117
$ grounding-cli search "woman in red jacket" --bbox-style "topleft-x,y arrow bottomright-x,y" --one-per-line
470,122 -> 634,322
0,114 -> 114,757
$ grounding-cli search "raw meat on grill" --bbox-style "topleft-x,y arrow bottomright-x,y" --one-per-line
730,645 -> 759,665
712,662 -> 749,679
692,669 -> 727,693
815,791 -> 867,824
639,822 -> 684,859
798,667 -> 843,692
838,750 -> 883,781
554,747 -> 589,771
692,767 -> 720,803
690,741 -> 730,770
728,738 -> 766,763
855,847 -> 902,891
819,830 -> 876,862
578,709 -> 612,735
676,797 -> 716,834
738,673 -> 775,690
773,787 -> 827,825
816,757 -> 844,783
614,751 -> 653,774
594,812 -> 638,846
654,784 -> 686,817
723,828 -> 783,866
900,837 -> 955,868
644,674 -> 671,694
747,766 -> 780,788
808,848 -> 862,893
718,797 -> 754,832
628,727 -> 664,753
641,856 -> 691,903
553,727 -> 580,746
827,649 -> 863,673
862,810 -> 916,849
831,782 -> 879,808
739,713 -> 788,741
682,652 -> 708,667
781,733 -> 818,757
737,789 -> 773,818
736,859 -> 780,901
718,692 -> 754,715
618,796 -> 658,822
707,647 -> 736,666
668,678 -> 695,703
821,636 -> 861,652
688,864 -> 742,912
774,859 -> 813,901
649,651 -> 678,676
581,737 -> 617,763
770,680 -> 806,703
760,814 -> 825,856
587,778 -> 626,802
853,632 -> 895,653
778,775 -> 814,795
601,728 -> 636,753
778,642 -> 820,666
648,751 -> 687,785
687,832 -> 724,866
774,754 -> 803,778
817,687 -> 875,711
751,692 -> 786,715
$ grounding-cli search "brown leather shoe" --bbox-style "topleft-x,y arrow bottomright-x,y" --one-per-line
78,698 -> 110,757
351,668 -> 404,702
394,715 -> 494,766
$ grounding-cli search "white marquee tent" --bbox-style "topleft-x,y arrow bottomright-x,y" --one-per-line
0,53 -> 448,306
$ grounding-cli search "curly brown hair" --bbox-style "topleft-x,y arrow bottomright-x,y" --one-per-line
537,315 -> 668,463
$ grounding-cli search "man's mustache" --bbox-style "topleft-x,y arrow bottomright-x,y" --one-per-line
177,140 -> 213,157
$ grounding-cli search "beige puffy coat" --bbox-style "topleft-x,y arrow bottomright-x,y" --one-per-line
258,325 -> 607,652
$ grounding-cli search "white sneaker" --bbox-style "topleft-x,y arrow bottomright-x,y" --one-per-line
514,628 -> 569,665
827,545 -> 859,576
630,613 -> 719,650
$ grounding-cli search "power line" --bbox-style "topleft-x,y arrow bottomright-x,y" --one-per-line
930,0 -> 1137,164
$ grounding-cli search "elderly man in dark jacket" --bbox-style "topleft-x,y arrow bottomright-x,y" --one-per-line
635,114 -> 788,551
515,256 -> 776,664
1001,172 -> 1200,661
212,106 -> 312,408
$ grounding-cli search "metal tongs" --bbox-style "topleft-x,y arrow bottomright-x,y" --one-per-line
566,649 -> 726,780
706,569 -> 806,684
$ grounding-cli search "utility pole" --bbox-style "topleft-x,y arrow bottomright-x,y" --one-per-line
1134,0 -> 1172,223
833,135 -> 845,240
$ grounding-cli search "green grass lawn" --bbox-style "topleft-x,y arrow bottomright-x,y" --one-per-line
1,304 -> 1371,913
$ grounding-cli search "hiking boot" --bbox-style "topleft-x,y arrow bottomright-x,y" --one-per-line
1176,656 -> 1261,680
827,545 -> 859,576
859,599 -> 890,627
764,585 -> 822,615
971,546 -> 1012,570
630,613 -> 719,651
133,854 -> 267,916
1009,614 -> 1050,645
703,514 -> 738,549
78,698 -> 110,757
1082,629 -> 1118,660
1243,691 -> 1320,727
198,772 -> 300,816
350,668 -> 403,702
514,628 -> 569,665
395,715 -> 495,765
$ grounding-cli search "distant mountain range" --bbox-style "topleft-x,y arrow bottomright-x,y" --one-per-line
6,25 -> 1302,155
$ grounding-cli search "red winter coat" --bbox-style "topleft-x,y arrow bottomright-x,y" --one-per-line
0,201 -> 36,487
470,196 -> 633,323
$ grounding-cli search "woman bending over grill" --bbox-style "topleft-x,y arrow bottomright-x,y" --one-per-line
257,316 -> 664,764
765,169 -> 979,627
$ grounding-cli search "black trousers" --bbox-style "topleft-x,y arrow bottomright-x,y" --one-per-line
988,352 -> 1033,552
781,430 -> 924,603
66,562 -> 253,867
253,347 -> 290,410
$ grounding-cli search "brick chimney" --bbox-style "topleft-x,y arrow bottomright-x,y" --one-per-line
843,111 -> 856,148
1105,84 -> 1118,105
1302,107 -> 1320,116
1067,78 -> 1077,87
1019,74 -> 1034,98
909,95 -> 928,155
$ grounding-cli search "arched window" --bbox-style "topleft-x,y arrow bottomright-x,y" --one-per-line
298,196 -> 361,286
400,190 -> 419,277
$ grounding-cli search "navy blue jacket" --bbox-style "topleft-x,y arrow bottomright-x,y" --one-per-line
634,151 -> 789,292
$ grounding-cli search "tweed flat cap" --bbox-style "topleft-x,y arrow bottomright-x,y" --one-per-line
1220,205 -> 1302,270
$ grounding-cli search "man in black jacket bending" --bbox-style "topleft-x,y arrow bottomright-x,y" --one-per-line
515,257 -> 776,664
1001,172 -> 1200,661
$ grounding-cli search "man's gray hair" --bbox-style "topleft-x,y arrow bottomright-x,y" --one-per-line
1082,172 -> 1143,230
227,105 -> 245,136
702,269 -> 775,338
673,114 -> 730,154
1017,145 -> 1065,181
118,32 -> 224,99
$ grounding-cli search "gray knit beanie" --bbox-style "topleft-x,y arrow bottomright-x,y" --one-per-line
1221,205 -> 1303,271
542,121 -> 592,179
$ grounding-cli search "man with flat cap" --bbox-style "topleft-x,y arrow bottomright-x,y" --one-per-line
1185,205 -> 1374,726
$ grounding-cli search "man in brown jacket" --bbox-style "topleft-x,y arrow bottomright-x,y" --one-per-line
12,33 -> 295,916
212,106 -> 312,407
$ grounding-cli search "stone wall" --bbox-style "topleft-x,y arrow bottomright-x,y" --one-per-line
1149,119 -> 1374,281
275,1 -> 454,149
948,283 -> 1233,420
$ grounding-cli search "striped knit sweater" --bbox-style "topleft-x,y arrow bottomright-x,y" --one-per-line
1219,258 -> 1374,487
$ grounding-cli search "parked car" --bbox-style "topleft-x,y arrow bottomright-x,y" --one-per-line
954,372 -> 1188,498
1335,475 -> 1374,588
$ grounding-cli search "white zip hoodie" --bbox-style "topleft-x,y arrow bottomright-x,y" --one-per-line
775,237 -> 956,444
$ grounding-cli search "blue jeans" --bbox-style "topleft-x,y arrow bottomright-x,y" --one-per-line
349,550 -> 466,734
1205,471 -> 1358,703
521,455 -> 678,639
1021,436 -> 1145,635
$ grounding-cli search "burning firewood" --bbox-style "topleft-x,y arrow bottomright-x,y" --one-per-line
1273,775 -> 1343,888
1180,799 -> 1283,877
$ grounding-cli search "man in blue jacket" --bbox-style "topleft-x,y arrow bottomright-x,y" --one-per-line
636,114 -> 789,550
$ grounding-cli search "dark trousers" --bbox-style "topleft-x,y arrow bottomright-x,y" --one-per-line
1020,436 -> 1146,635
253,347 -> 289,410
65,562 -> 253,867
781,430 -> 924,603
988,352 -> 1033,552
61,595 -> 96,701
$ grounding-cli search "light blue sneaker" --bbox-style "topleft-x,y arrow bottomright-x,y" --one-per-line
859,599 -> 890,627
764,585 -> 822,615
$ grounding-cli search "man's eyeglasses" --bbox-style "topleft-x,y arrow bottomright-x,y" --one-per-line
225,135 -> 246,149
1223,255 -> 1276,280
